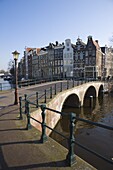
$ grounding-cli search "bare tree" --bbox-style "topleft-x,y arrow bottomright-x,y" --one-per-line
8,60 -> 14,76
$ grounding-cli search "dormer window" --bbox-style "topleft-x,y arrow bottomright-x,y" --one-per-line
86,51 -> 88,56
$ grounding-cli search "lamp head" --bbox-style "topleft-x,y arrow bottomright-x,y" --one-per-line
12,50 -> 20,60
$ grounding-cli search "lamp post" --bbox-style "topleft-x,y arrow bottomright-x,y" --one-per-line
12,50 -> 20,105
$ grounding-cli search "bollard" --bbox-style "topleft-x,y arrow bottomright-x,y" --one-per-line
19,96 -> 23,120
26,101 -> 32,130
66,112 -> 76,166
40,104 -> 47,143
24,94 -> 27,114
36,92 -> 38,108
50,87 -> 52,99
89,96 -> 93,108
54,84 -> 56,95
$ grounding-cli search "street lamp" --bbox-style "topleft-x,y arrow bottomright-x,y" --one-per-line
12,50 -> 20,105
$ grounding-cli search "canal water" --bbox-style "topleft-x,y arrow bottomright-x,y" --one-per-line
50,93 -> 113,170
0,78 -> 12,90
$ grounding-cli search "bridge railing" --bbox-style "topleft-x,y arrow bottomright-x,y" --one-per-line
21,80 -> 88,108
19,97 -> 113,167
18,79 -> 97,118
18,77 -> 92,88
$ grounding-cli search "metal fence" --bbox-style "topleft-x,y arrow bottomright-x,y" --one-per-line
19,88 -> 113,167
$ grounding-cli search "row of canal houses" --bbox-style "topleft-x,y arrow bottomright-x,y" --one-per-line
18,35 -> 113,81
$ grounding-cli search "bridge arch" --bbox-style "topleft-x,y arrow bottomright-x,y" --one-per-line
83,86 -> 96,107
30,82 -> 105,135
62,93 -> 80,110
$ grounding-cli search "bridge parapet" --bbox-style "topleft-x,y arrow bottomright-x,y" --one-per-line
30,81 -> 104,135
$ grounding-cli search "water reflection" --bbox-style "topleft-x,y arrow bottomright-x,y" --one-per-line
50,94 -> 113,141
50,94 -> 113,170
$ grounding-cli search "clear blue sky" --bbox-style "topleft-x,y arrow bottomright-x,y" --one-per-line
0,0 -> 113,71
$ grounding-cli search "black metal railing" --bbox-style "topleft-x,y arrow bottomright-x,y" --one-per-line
0,76 -> 100,91
18,77 -> 94,88
22,80 -> 89,106
19,96 -> 113,167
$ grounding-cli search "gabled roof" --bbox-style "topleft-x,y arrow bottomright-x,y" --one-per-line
26,47 -> 33,52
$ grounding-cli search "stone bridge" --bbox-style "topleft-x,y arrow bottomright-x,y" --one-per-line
30,81 -> 105,135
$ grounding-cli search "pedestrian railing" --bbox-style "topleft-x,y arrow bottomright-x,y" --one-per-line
18,77 -> 91,88
20,80 -> 87,107
19,94 -> 113,167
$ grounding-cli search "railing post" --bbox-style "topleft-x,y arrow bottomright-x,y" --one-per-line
19,96 -> 23,120
60,82 -> 62,92
54,84 -> 56,95
24,94 -> 27,114
36,92 -> 38,108
44,90 -> 46,103
40,104 -> 47,143
26,101 -> 32,130
50,87 -> 52,99
66,112 -> 76,166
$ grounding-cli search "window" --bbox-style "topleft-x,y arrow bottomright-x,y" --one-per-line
63,54 -> 66,58
67,48 -> 70,51
89,46 -> 92,50
89,50 -> 92,55
93,50 -> 95,56
70,59 -> 73,64
92,58 -> 96,65
66,42 -> 69,46
86,51 -> 88,56
78,45 -> 80,50
80,52 -> 83,59
86,58 -> 88,64
89,58 -> 92,64
67,53 -> 69,58
76,53 -> 78,60
70,53 -> 72,58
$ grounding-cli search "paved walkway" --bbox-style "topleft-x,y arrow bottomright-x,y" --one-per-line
0,84 -> 96,170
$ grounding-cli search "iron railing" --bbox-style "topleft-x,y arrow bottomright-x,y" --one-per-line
21,80 -> 88,106
19,95 -> 113,167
